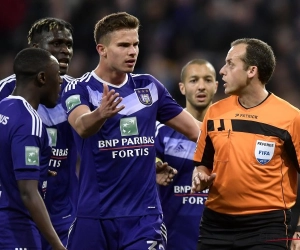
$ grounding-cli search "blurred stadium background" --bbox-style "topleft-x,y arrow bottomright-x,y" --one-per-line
1,0 -> 300,107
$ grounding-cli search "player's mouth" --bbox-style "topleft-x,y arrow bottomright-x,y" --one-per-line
125,59 -> 136,67
58,58 -> 70,69
196,93 -> 207,102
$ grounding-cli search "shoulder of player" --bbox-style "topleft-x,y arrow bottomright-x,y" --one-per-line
63,72 -> 92,92
131,73 -> 161,84
3,97 -> 42,126
0,74 -> 16,88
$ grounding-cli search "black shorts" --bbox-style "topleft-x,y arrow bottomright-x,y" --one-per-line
198,207 -> 291,250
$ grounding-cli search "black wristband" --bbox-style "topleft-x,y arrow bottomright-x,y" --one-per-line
295,225 -> 300,232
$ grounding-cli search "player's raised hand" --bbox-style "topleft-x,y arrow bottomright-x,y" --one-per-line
191,170 -> 216,193
99,83 -> 125,119
156,160 -> 178,186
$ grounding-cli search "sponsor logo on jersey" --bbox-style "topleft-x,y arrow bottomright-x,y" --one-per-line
174,143 -> 186,153
66,94 -> 81,111
255,140 -> 275,164
174,185 -> 208,204
46,128 -> 57,146
25,146 -> 39,165
120,117 -> 138,136
235,113 -> 258,119
134,88 -> 152,106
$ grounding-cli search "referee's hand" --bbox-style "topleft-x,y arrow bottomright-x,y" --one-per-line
191,171 -> 216,193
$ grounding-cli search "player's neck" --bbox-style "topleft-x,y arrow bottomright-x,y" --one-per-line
12,86 -> 39,110
94,64 -> 127,86
185,104 -> 209,122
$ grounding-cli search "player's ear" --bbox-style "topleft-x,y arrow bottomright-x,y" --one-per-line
36,71 -> 46,87
214,81 -> 219,94
179,82 -> 186,95
96,44 -> 107,57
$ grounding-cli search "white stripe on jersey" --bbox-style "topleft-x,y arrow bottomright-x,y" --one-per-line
62,74 -> 74,83
155,121 -> 165,137
23,101 -> 43,137
161,222 -> 167,242
0,74 -> 15,92
64,72 -> 91,92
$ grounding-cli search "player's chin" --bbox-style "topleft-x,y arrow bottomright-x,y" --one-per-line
59,67 -> 68,75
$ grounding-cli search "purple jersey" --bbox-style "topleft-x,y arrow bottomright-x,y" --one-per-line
0,74 -> 16,100
155,122 -> 208,250
62,71 -> 183,219
0,74 -> 79,248
0,96 -> 51,248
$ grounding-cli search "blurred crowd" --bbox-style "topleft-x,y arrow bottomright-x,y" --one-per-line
1,0 -> 300,107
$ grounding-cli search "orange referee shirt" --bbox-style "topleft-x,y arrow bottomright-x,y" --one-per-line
194,93 -> 300,215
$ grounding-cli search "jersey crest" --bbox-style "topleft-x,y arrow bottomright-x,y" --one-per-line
134,88 -> 152,106
254,140 -> 275,164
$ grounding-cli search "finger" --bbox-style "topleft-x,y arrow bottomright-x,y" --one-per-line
111,96 -> 123,109
48,170 -> 57,176
103,83 -> 109,96
105,89 -> 117,102
208,173 -> 216,182
114,104 -> 125,113
169,167 -> 178,175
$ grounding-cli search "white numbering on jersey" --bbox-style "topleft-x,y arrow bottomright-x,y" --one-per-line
147,241 -> 165,250
0,191 -> 1,198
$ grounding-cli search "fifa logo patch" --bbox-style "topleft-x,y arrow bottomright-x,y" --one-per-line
120,117 -> 138,136
134,88 -> 152,106
46,128 -> 57,146
254,140 -> 275,164
25,146 -> 40,166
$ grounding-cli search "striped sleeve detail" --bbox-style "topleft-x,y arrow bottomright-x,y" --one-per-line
23,101 -> 43,137
0,74 -> 16,91
64,72 -> 92,92
62,74 -> 75,83
155,121 -> 165,137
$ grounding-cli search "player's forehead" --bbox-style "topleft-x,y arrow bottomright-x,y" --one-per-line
40,28 -> 73,42
185,63 -> 215,79
109,28 -> 139,42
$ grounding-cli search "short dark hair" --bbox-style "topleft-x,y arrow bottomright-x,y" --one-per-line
94,12 -> 140,44
28,17 -> 73,45
13,48 -> 52,82
231,38 -> 276,84
180,59 -> 216,82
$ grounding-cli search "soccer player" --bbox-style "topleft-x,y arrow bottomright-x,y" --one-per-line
0,18 -> 80,249
155,59 -> 218,250
192,38 -> 300,249
61,12 -> 199,250
0,48 -> 65,250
